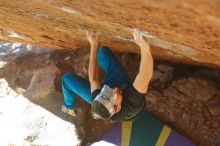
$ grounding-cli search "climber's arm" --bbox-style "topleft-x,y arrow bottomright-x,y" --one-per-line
132,29 -> 153,93
87,31 -> 101,92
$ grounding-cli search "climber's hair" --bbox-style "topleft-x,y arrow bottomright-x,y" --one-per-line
91,100 -> 111,120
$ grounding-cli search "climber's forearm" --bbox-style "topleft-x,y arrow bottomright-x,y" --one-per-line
133,43 -> 153,93
88,45 -> 100,91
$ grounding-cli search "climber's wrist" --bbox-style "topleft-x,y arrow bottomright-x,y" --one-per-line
139,42 -> 150,51
90,43 -> 98,51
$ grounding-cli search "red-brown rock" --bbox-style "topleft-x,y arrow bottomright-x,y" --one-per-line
206,95 -> 220,116
0,0 -> 220,68
172,77 -> 218,102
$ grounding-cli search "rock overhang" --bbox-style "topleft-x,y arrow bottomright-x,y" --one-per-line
0,0 -> 219,68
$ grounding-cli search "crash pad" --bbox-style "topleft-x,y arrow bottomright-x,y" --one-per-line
90,112 -> 196,146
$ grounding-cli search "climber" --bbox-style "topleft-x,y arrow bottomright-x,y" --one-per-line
61,29 -> 153,122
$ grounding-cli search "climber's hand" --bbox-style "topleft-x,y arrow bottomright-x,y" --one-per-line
132,29 -> 150,49
86,31 -> 99,48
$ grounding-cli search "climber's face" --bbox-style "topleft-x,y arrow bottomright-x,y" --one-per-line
112,87 -> 123,113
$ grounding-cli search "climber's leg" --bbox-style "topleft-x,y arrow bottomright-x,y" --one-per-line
62,73 -> 92,109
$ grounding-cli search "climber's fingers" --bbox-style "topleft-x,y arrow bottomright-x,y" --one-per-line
132,29 -> 138,40
86,30 -> 99,47
86,31 -> 98,38
131,29 -> 143,46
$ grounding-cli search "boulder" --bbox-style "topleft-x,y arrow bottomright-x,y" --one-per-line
0,0 -> 220,68
206,95 -> 220,116
163,86 -> 193,103
208,105 -> 220,116
152,64 -> 174,83
172,77 -> 218,102
145,90 -> 163,104
23,63 -> 61,98
163,77 -> 218,103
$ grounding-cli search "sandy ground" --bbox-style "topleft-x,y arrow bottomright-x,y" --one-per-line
0,82 -> 80,146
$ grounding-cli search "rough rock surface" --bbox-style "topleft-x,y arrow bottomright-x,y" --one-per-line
23,63 -> 61,98
206,94 -> 220,116
0,43 -> 220,146
0,0 -> 220,68
163,77 -> 218,103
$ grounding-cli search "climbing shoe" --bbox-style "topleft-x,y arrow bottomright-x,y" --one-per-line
62,105 -> 77,117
